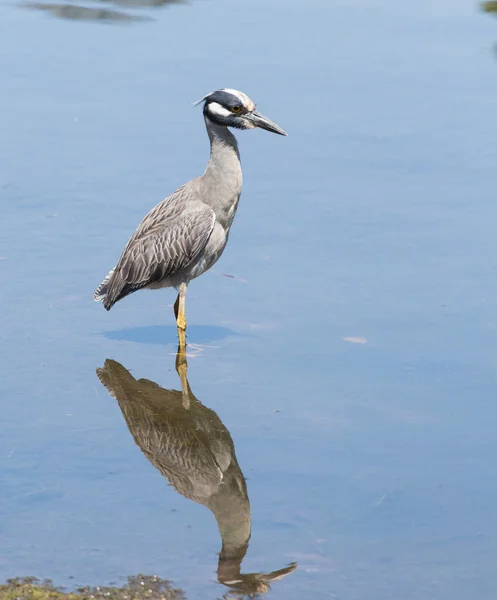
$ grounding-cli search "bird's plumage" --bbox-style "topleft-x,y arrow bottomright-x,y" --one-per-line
94,88 -> 286,314
95,181 -> 216,309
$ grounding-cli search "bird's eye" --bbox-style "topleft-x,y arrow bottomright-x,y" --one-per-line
231,105 -> 242,113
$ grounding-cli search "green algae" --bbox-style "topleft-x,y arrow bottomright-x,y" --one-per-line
482,1 -> 497,12
0,576 -> 185,600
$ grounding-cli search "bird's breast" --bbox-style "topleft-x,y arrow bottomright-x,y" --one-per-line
188,221 -> 230,281
213,191 -> 241,231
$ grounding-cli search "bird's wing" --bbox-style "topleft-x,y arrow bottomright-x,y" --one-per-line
128,181 -> 199,241
103,186 -> 216,305
119,204 -> 215,285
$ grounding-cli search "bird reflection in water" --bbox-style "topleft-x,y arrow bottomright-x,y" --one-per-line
23,0 -> 186,23
96,347 -> 297,598
23,3 -> 153,21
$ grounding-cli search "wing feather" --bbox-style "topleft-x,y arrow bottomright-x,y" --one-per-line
98,182 -> 215,309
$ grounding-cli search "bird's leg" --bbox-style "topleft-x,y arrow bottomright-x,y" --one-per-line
175,342 -> 190,409
175,283 -> 187,331
175,283 -> 188,356
174,294 -> 180,321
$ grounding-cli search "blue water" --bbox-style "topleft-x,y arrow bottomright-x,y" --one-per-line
1,0 -> 497,598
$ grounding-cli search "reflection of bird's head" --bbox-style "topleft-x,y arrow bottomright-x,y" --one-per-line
218,561 -> 298,598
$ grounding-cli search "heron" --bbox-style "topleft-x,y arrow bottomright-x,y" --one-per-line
94,88 -> 287,350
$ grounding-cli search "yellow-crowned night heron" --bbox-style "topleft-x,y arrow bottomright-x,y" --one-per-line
94,88 -> 286,348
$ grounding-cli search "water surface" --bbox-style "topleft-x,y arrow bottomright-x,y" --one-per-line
1,1 -> 497,598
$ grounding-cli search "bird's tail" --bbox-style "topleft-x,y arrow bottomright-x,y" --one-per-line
94,269 -> 115,306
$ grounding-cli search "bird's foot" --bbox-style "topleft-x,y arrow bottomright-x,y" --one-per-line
176,315 -> 186,332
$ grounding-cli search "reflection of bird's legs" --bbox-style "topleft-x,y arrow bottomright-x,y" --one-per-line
174,283 -> 187,354
175,342 -> 190,409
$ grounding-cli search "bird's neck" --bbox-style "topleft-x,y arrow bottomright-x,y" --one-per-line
207,465 -> 251,566
203,117 -> 243,200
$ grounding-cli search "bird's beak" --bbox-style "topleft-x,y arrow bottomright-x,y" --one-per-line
246,110 -> 287,136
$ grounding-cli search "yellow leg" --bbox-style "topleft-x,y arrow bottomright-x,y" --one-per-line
177,294 -> 186,331
174,284 -> 188,362
175,284 -> 187,331
175,342 -> 190,409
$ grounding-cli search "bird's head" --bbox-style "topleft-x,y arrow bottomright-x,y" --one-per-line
194,88 -> 287,136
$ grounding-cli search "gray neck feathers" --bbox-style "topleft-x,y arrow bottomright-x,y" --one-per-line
201,117 -> 243,225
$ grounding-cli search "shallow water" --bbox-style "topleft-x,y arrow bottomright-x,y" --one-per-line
1,0 -> 497,598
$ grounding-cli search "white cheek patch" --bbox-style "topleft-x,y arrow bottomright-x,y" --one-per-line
207,102 -> 232,118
